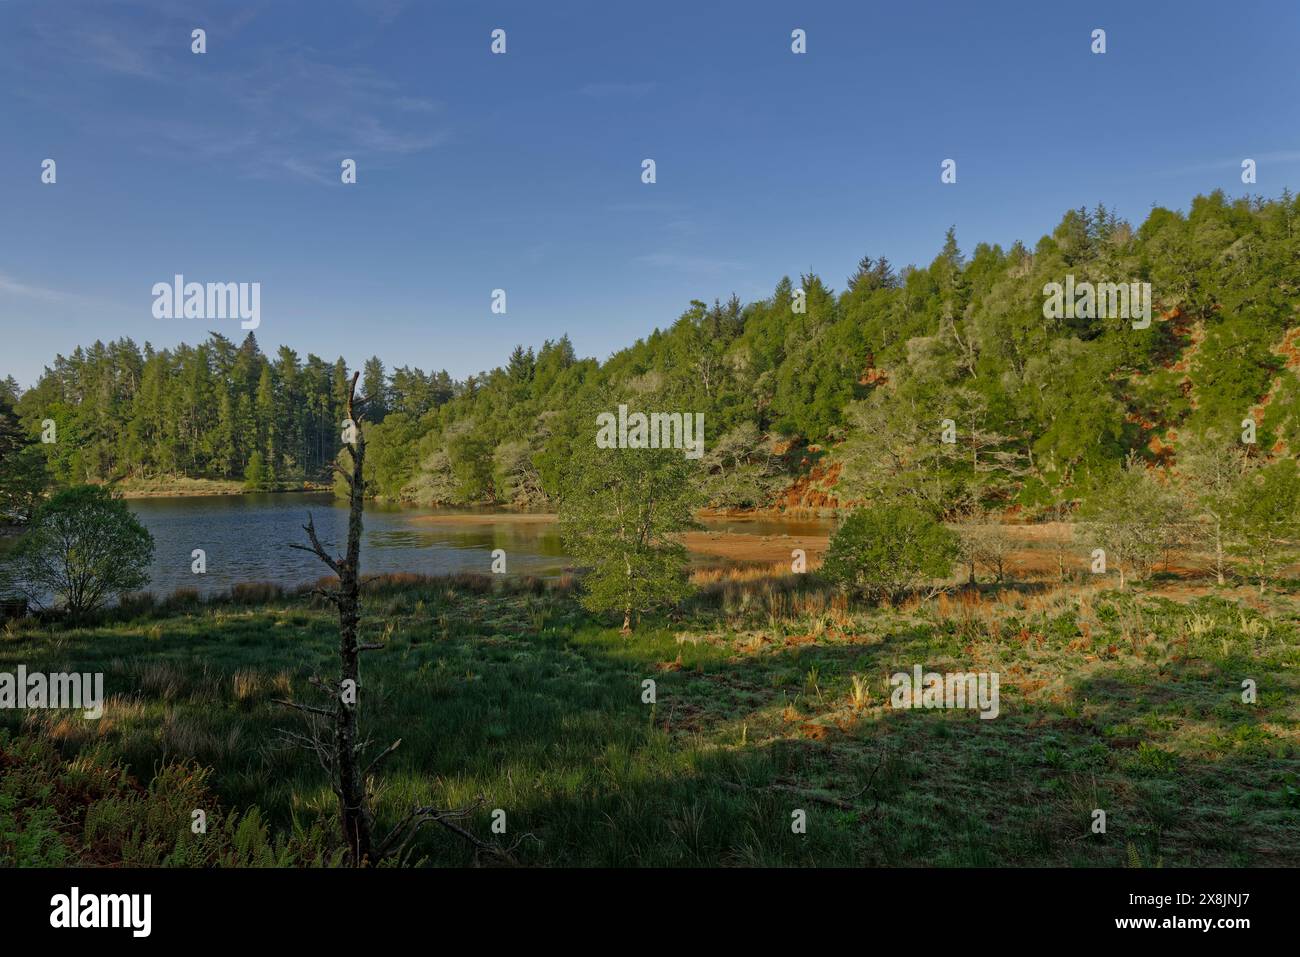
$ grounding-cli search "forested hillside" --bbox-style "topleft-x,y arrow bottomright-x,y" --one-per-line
8,189 -> 1299,514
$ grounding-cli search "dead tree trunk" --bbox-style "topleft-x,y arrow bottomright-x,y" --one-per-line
335,377 -> 366,863
281,373 -> 519,867
333,378 -> 372,866
287,371 -> 376,866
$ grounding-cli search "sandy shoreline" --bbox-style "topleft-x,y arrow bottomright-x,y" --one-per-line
405,508 -> 832,525
407,511 -> 835,563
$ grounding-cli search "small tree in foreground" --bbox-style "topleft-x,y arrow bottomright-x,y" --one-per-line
559,401 -> 699,634
12,485 -> 153,619
823,505 -> 958,603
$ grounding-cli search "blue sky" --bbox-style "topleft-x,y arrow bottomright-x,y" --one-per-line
2,0 -> 1298,388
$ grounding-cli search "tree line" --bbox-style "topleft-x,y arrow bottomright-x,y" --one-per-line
2,335 -> 453,491
4,188 -> 1299,522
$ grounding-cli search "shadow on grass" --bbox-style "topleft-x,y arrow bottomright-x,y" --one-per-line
1,577 -> 1296,866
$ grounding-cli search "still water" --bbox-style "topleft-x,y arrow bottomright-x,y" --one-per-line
127,493 -> 830,597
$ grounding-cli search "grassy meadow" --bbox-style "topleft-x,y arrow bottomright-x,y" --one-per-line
3,548 -> 1297,868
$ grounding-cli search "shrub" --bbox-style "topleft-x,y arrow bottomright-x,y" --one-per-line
229,581 -> 283,604
11,485 -> 153,620
1080,457 -> 1189,588
955,507 -> 1016,585
822,505 -> 958,602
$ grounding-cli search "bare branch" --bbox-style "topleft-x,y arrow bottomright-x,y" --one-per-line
414,807 -> 521,865
364,738 -> 402,777
273,698 -> 335,719
310,587 -> 344,607
289,515 -> 343,576
373,796 -> 521,866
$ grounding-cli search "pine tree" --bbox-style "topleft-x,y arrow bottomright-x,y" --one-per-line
362,357 -> 388,423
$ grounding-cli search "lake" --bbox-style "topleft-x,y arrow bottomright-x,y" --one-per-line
125,493 -> 831,596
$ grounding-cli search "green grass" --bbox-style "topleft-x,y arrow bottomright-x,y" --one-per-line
110,474 -> 329,497
1,573 -> 1297,866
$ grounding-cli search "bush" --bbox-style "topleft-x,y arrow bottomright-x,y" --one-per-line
11,485 -> 154,620
955,506 -> 1015,585
822,505 -> 958,602
1079,456 -> 1187,588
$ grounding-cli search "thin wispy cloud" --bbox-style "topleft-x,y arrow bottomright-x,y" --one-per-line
352,0 -> 408,26
1158,150 -> 1300,177
277,158 -> 336,186
12,1 -> 446,185
606,200 -> 691,214
634,252 -> 747,274
392,96 -> 438,113
24,1 -> 243,81
210,51 -> 446,172
0,274 -> 87,304
116,50 -> 445,182
78,28 -> 161,78
579,80 -> 657,98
